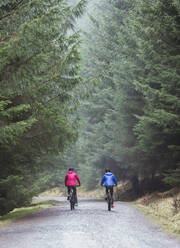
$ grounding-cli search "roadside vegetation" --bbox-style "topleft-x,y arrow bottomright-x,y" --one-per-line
134,188 -> 180,235
0,199 -> 60,228
114,183 -> 180,235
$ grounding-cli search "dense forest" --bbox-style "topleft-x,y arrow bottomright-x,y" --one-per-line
0,0 -> 86,215
76,0 -> 180,196
0,0 -> 180,215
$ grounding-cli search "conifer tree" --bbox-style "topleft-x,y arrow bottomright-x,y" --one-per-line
132,0 -> 180,183
0,0 -> 86,215
76,0 -> 180,195
78,0 -> 143,193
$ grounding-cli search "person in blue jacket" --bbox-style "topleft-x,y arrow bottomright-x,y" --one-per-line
101,169 -> 117,208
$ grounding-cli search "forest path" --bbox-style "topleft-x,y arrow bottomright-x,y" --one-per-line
0,197 -> 180,248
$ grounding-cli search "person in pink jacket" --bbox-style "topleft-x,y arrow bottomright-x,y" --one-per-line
65,168 -> 81,204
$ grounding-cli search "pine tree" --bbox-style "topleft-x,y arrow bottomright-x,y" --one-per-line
132,0 -> 180,184
0,0 -> 86,215
76,0 -> 180,195
77,0 -> 144,194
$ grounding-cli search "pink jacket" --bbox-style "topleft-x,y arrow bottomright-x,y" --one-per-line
65,171 -> 81,186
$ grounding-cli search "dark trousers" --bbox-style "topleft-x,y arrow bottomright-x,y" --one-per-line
67,186 -> 77,203
106,186 -> 114,204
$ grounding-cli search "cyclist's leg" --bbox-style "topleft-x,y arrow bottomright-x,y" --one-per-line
105,186 -> 108,199
68,186 -> 71,195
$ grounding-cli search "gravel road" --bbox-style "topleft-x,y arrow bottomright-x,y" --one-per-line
0,197 -> 180,248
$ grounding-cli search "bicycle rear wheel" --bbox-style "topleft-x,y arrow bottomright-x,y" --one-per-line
70,200 -> 74,210
69,189 -> 75,210
107,192 -> 112,211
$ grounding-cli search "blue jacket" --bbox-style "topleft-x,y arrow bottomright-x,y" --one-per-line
101,172 -> 117,186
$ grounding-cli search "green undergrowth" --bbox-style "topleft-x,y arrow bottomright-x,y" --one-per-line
134,188 -> 180,236
0,199 -> 60,228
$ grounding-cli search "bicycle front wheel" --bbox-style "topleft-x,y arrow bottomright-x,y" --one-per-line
70,191 -> 75,210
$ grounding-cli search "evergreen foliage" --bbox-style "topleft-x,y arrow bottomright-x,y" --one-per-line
0,0 -> 86,215
76,0 -> 180,195
1,0 -> 179,211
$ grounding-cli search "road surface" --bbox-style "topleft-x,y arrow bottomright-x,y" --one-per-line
0,197 -> 180,248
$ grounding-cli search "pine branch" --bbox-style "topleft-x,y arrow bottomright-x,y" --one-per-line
1,51 -> 41,76
0,0 -> 25,21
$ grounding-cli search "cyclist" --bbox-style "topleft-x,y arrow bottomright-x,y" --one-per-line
65,168 -> 81,205
101,169 -> 117,208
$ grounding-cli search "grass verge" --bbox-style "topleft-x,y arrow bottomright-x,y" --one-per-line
0,199 -> 60,228
133,188 -> 180,236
